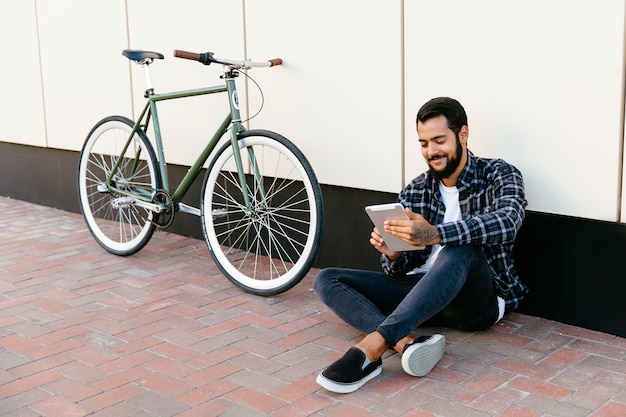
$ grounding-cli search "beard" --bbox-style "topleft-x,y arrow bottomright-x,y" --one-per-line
428,138 -> 464,181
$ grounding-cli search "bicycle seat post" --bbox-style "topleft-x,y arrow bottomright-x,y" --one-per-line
142,61 -> 154,92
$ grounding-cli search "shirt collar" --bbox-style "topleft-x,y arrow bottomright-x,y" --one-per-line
455,150 -> 476,191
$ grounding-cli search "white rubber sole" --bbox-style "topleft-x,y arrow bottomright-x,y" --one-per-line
401,334 -> 445,377
316,364 -> 382,394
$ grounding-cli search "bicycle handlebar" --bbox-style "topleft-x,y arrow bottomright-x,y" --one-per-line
173,49 -> 282,69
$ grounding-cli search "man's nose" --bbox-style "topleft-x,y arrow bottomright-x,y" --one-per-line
427,142 -> 440,157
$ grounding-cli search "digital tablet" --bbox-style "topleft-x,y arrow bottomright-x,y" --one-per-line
365,203 -> 425,251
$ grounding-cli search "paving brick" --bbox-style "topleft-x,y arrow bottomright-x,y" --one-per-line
538,346 -> 587,369
224,386 -> 288,413
468,386 -> 527,414
226,369 -> 287,393
175,399 -> 234,417
9,353 -> 73,378
66,344 -> 116,366
86,401 -> 145,417
557,324 -> 617,343
496,358 -> 557,380
44,377 -> 101,402
550,368 -> 601,390
108,336 -> 162,356
30,395 -> 91,417
91,366 -> 152,391
176,379 -> 240,405
97,351 -> 157,374
79,384 -> 145,410
138,372 -> 193,396
126,391 -> 189,416
54,359 -> 109,383
370,385 -> 432,416
508,375 -> 573,400
570,338 -> 626,360
273,328 -> 324,350
33,325 -> 88,346
196,318 -> 246,338
461,367 -> 515,393
186,345 -> 244,368
591,401 -> 626,417
272,356 -> 329,383
0,333 -> 40,353
498,406 -> 542,417
516,393 -> 590,417
184,362 -> 242,386
272,375 -> 321,401
149,341 -> 200,361
0,370 -> 63,396
271,393 -> 334,417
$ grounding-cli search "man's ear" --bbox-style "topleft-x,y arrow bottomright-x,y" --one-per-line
459,125 -> 469,143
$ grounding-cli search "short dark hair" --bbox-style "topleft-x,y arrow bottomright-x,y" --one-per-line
416,97 -> 468,136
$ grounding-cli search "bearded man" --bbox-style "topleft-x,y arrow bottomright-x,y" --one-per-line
314,97 -> 528,394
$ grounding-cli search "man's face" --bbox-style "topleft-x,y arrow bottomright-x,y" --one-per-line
417,115 -> 467,182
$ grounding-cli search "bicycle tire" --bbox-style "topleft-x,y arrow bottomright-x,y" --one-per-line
201,129 -> 323,295
77,116 -> 161,256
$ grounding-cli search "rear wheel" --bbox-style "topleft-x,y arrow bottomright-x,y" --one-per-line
201,129 -> 323,295
77,116 -> 161,255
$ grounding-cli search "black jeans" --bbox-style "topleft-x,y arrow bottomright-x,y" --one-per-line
313,245 -> 500,347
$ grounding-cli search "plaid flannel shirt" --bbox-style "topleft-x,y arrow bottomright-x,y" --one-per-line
381,151 -> 528,313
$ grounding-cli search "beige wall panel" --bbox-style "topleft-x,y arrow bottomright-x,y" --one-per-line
0,0 -> 46,146
37,0 -> 130,151
244,0 -> 403,192
405,0 -> 625,221
126,0 -> 244,167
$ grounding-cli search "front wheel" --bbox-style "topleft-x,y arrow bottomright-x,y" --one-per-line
201,130 -> 323,295
77,116 -> 161,255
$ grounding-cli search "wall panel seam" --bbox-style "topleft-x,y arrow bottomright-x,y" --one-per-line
33,0 -> 48,148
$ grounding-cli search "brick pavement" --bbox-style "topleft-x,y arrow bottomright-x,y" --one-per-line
0,195 -> 625,417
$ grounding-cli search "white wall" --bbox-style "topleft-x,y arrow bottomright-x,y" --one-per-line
0,0 -> 624,222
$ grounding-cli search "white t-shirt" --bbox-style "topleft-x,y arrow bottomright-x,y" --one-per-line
413,182 -> 460,272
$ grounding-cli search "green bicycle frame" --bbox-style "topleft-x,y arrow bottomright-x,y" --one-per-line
107,70 -> 254,210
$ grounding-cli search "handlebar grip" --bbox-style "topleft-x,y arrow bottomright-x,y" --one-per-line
173,49 -> 201,61
268,58 -> 282,67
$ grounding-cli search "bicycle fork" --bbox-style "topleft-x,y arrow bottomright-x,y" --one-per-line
224,70 -> 268,214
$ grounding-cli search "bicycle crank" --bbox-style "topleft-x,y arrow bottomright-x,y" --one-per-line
110,196 -> 167,213
176,204 -> 228,219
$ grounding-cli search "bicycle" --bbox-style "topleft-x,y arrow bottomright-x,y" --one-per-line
77,49 -> 323,296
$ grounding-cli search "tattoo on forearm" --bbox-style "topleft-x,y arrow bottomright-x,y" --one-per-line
411,225 -> 440,245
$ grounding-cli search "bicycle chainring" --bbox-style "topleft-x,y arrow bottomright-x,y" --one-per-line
150,189 -> 175,229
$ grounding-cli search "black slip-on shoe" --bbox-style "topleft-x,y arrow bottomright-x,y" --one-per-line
401,334 -> 445,377
316,347 -> 382,393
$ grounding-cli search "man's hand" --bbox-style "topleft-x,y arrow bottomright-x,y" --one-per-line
369,227 -> 402,260
384,208 -> 441,247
